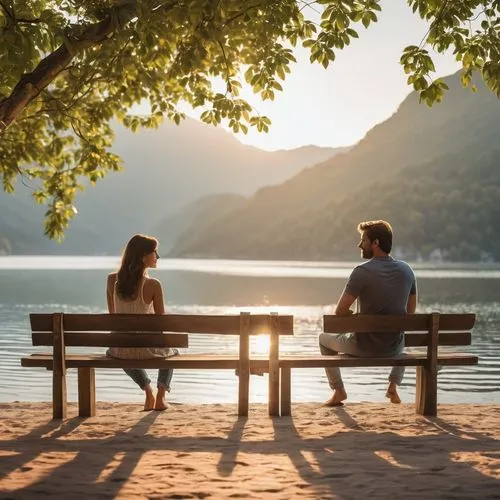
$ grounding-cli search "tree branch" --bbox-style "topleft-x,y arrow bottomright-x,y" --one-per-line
0,1 -> 139,134
15,17 -> 43,23
0,1 -> 14,21
222,2 -> 266,27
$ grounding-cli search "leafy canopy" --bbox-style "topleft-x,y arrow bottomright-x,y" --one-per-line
0,0 -> 499,238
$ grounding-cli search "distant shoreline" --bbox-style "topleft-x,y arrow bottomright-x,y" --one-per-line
1,255 -> 500,272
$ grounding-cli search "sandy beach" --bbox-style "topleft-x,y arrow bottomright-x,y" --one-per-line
0,402 -> 499,499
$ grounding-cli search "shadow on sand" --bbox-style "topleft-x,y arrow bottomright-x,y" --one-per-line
0,405 -> 498,499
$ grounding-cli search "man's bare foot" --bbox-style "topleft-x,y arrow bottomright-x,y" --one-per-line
144,385 -> 155,411
154,386 -> 168,411
324,388 -> 347,407
385,383 -> 401,404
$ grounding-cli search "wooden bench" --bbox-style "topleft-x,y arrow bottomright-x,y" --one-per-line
277,313 -> 478,417
21,312 -> 293,419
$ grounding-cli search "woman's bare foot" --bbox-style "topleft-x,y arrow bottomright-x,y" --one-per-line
385,383 -> 401,404
144,385 -> 155,411
154,386 -> 168,411
324,388 -> 347,407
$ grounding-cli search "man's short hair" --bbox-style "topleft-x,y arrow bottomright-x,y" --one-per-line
357,220 -> 393,254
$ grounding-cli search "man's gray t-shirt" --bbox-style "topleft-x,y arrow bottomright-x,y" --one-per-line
343,256 -> 417,353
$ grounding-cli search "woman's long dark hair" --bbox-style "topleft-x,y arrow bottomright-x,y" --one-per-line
116,234 -> 158,299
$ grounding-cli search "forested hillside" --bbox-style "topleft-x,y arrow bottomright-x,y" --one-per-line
170,72 -> 500,262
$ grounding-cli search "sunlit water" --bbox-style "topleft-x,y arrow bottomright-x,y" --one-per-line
0,257 -> 498,405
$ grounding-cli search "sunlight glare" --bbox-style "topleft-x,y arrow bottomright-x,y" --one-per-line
450,452 -> 500,479
251,335 -> 270,355
374,450 -> 414,469
95,451 -> 127,483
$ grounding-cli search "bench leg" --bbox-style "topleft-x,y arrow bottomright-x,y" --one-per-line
415,366 -> 437,416
238,366 -> 250,417
268,363 -> 280,417
78,367 -> 96,417
53,367 -> 67,420
281,367 -> 291,417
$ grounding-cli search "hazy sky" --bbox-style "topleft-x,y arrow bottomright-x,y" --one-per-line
184,1 -> 461,152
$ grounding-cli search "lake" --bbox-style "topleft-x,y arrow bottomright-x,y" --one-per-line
0,257 -> 498,405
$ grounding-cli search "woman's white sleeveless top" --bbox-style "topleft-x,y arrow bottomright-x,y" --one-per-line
107,277 -> 175,359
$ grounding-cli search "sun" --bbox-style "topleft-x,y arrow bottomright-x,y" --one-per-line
251,335 -> 270,355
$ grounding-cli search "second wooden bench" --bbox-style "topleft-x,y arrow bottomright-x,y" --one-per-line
276,313 -> 478,417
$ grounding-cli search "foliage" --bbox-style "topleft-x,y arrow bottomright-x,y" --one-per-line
322,148 -> 500,262
0,0 -> 499,238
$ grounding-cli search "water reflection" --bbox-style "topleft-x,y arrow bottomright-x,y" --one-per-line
2,269 -> 500,306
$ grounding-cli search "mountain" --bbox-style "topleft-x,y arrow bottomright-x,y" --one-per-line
0,117 -> 345,254
0,194 -> 50,254
154,193 -> 247,253
169,72 -> 500,261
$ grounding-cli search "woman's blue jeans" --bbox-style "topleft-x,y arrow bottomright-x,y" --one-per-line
123,368 -> 173,391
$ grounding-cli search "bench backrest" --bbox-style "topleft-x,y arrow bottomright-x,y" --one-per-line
29,312 -> 294,348
323,313 -> 475,347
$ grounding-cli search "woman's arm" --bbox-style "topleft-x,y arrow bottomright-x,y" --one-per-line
151,279 -> 166,314
106,273 -> 116,313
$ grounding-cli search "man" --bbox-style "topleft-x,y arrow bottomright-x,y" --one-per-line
319,220 -> 417,406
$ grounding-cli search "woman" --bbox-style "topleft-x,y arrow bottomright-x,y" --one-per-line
106,234 -> 176,411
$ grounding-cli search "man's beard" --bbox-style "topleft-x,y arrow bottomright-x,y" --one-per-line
362,249 -> 373,259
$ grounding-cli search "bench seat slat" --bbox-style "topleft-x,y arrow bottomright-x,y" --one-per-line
324,313 -> 475,333
32,332 -> 189,348
21,354 -> 270,370
404,331 -> 471,347
30,313 -> 294,335
21,352 -> 478,369
279,353 -> 478,368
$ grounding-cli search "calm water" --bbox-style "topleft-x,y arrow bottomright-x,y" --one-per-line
0,257 -> 498,405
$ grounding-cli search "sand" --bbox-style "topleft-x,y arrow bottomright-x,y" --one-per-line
0,402 -> 499,499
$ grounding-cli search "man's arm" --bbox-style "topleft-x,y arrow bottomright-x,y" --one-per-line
335,267 -> 363,316
335,293 -> 357,316
407,277 -> 418,314
406,293 -> 417,314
